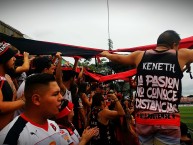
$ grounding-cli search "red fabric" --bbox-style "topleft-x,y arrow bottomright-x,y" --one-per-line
114,44 -> 156,52
135,113 -> 180,126
179,36 -> 193,49
21,114 -> 49,131
57,101 -> 74,119
99,69 -> 137,82
83,69 -> 103,82
62,67 -> 103,81
62,67 -> 137,82
113,36 -> 193,52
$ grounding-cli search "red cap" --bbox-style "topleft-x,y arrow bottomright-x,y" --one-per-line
56,100 -> 74,119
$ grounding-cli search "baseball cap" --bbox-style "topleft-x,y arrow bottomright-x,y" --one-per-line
0,41 -> 16,63
56,100 -> 74,119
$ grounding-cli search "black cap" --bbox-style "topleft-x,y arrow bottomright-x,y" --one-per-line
0,41 -> 16,64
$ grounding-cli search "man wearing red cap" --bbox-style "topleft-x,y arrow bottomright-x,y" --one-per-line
0,41 -> 25,130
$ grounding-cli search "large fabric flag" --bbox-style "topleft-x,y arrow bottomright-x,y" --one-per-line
0,33 -> 103,58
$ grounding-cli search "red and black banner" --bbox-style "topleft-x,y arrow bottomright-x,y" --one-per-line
113,36 -> 193,52
0,33 -> 103,59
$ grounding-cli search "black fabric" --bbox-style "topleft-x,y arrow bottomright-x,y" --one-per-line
89,107 -> 117,145
0,78 -> 13,101
0,33 -> 103,59
136,49 -> 183,112
3,116 -> 28,145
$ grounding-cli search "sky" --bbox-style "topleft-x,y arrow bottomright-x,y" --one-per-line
1,0 -> 193,96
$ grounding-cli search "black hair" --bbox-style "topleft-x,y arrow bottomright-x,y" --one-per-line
24,73 -> 56,100
90,83 -> 98,91
62,70 -> 77,82
70,83 -> 78,97
15,55 -> 24,67
78,82 -> 90,94
157,30 -> 181,48
91,93 -> 104,108
33,56 -> 53,73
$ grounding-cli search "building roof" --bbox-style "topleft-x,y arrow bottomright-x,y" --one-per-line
0,20 -> 23,36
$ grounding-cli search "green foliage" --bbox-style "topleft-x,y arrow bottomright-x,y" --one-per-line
179,106 -> 193,130
78,57 -> 135,75
78,58 -> 111,75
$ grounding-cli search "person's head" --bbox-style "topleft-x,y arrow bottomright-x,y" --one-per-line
157,30 -> 181,50
79,82 -> 90,93
91,93 -> 105,108
62,70 -> 77,83
33,56 -> 55,74
56,99 -> 74,123
95,83 -> 105,94
24,73 -> 62,118
0,41 -> 16,72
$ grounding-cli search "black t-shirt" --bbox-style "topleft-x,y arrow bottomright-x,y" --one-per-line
89,107 -> 117,145
136,49 -> 183,113
0,76 -> 13,101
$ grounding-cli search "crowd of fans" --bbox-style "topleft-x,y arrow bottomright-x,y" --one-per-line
0,41 -> 140,145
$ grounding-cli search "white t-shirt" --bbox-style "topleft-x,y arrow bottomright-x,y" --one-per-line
14,80 -> 25,118
0,115 -> 69,145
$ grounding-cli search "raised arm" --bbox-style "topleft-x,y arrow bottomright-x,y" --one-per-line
100,50 -> 143,67
72,57 -> 79,71
55,52 -> 67,95
0,89 -> 25,113
15,52 -> 30,73
72,57 -> 84,84
77,66 -> 84,82
102,94 -> 125,120
80,91 -> 94,107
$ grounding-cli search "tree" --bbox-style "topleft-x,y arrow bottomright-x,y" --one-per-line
78,58 -> 111,75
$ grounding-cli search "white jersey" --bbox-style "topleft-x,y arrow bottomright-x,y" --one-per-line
70,129 -> 81,145
0,115 -> 69,145
14,80 -> 25,118
59,129 -> 73,145
60,128 -> 80,145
